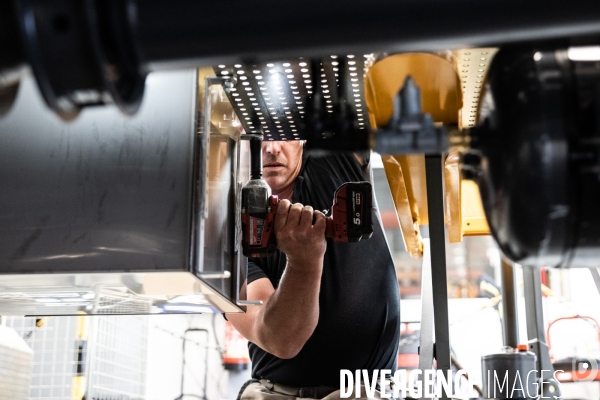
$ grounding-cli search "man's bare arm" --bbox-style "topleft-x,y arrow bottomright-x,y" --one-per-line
226,200 -> 326,359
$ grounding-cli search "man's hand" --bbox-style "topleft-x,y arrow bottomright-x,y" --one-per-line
227,200 -> 327,359
274,200 -> 327,266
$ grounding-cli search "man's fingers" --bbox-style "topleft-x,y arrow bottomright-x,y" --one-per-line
287,203 -> 304,226
274,199 -> 291,233
312,210 -> 327,233
299,205 -> 313,228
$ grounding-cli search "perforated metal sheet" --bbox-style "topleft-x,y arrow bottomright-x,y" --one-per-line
214,55 -> 375,140
452,48 -> 498,128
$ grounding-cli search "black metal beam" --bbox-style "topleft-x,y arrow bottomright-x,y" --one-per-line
417,235 -> 435,389
8,0 -> 600,74
5,0 -> 600,118
137,0 -> 600,69
424,155 -> 451,399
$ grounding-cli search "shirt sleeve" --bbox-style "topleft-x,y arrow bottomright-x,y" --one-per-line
247,258 -> 268,285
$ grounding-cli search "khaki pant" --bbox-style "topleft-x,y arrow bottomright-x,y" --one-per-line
239,380 -> 386,400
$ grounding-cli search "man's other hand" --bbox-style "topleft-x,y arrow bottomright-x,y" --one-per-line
274,200 -> 327,267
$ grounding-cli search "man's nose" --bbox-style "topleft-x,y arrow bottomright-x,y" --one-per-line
262,140 -> 281,154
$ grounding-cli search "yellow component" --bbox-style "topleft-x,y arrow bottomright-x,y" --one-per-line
72,312 -> 89,400
364,53 -> 462,129
71,376 -> 86,400
445,152 -> 462,242
461,180 -> 489,236
366,52 -> 491,257
381,153 -> 434,258
381,155 -> 424,258
382,151 -> 466,258
450,48 -> 498,129
75,311 -> 89,340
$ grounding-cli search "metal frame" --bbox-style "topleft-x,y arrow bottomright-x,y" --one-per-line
501,258 -> 519,348
6,0 -> 600,80
418,155 -> 451,400
193,76 -> 235,280
523,266 -> 563,399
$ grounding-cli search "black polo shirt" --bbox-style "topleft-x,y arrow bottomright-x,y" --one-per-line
246,150 -> 400,388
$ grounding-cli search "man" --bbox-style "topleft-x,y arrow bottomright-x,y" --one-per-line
227,139 -> 400,399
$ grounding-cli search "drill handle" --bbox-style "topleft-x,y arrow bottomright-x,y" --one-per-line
325,218 -> 335,239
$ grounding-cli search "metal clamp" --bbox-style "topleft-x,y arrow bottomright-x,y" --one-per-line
195,76 -> 236,281
375,76 -> 448,155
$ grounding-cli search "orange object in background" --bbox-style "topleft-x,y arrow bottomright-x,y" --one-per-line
223,321 -> 250,372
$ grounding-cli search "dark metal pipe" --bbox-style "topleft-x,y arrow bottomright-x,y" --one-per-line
500,257 -> 519,348
6,0 -> 600,76
135,0 -> 600,70
4,0 -> 600,118
424,154 -> 451,400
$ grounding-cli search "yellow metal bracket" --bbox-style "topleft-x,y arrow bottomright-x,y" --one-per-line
366,52 -> 492,258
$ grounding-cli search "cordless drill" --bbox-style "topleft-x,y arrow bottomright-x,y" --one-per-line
241,136 -> 373,258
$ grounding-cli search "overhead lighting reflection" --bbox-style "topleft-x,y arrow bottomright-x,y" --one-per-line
567,46 -> 600,61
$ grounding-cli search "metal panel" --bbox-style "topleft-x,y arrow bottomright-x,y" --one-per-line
0,70 -> 244,315
0,70 -> 196,273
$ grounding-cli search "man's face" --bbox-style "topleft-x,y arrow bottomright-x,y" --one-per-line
262,140 -> 304,194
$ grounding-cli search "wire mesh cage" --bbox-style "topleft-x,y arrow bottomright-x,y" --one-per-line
87,315 -> 148,400
4,313 -> 148,400
0,324 -> 33,400
93,290 -> 154,315
5,316 -> 79,399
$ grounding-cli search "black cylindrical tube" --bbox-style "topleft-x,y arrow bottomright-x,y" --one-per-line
134,0 -> 600,71
250,136 -> 262,180
501,258 -> 519,348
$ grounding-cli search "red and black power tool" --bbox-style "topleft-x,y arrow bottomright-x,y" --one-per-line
241,136 -> 373,258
